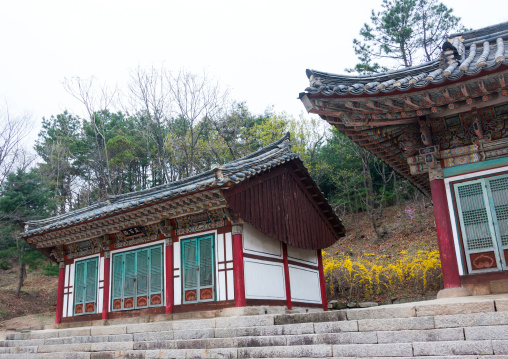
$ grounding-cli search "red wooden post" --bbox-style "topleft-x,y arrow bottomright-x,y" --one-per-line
232,230 -> 246,307
55,262 -> 65,324
317,250 -> 328,311
102,254 -> 110,320
282,243 -> 292,310
165,238 -> 174,314
430,177 -> 461,288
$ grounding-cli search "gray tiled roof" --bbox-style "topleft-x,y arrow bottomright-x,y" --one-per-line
22,134 -> 298,237
304,22 -> 508,97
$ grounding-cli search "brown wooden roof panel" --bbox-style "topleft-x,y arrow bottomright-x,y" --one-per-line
223,161 -> 344,250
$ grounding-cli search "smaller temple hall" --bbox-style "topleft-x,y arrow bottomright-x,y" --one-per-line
20,135 -> 345,323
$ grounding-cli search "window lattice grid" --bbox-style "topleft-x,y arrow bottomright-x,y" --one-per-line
461,208 -> 489,226
490,177 -> 508,248
494,204 -> 508,221
465,232 -> 494,250
501,235 -> 508,246
458,182 -> 483,198
490,177 -> 508,192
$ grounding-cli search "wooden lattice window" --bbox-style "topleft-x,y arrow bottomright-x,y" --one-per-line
111,244 -> 164,311
454,174 -> 508,273
181,234 -> 215,304
74,257 -> 98,315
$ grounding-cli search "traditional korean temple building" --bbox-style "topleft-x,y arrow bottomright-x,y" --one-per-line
20,135 -> 344,323
299,22 -> 508,296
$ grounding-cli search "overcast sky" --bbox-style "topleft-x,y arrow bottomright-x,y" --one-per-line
1,0 -> 507,144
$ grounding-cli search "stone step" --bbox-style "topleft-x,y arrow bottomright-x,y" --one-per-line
11,306 -> 508,343
38,294 -> 508,333
3,312 -> 508,351
1,328 -> 508,356
0,355 -> 501,359
2,296 -> 508,358
1,348 -> 508,358
2,326 -> 506,354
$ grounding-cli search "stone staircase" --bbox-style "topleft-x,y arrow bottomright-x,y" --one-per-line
1,295 -> 508,358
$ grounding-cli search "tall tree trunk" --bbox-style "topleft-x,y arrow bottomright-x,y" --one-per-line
394,173 -> 400,208
15,247 -> 25,297
362,152 -> 381,240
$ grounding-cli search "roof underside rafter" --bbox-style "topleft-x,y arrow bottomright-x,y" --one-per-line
300,22 -> 508,195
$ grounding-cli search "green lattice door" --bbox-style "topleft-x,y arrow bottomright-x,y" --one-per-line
181,235 -> 215,304
486,175 -> 508,270
454,174 -> 508,273
74,257 -> 98,315
111,245 -> 164,311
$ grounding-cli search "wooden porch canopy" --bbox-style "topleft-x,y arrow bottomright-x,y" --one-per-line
299,22 -> 508,195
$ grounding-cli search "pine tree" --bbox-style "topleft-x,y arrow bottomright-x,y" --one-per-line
347,0 -> 465,74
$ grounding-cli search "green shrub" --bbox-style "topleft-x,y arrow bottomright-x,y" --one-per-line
42,264 -> 60,277
0,258 -> 11,270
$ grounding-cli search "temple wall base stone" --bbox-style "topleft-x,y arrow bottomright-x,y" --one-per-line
437,287 -> 472,299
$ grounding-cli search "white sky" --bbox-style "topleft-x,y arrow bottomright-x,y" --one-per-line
1,0 -> 507,146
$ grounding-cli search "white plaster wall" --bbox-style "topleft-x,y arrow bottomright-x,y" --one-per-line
217,233 -> 225,262
244,258 -> 286,300
225,233 -> 233,261
63,262 -> 74,318
173,241 -> 181,305
226,270 -> 234,300
289,265 -> 321,303
287,245 -> 318,265
216,231 -> 235,302
63,265 -> 69,318
217,233 -> 226,301
243,223 -> 282,258
97,256 -> 104,313
218,271 -> 227,301
68,263 -> 75,316
445,165 -> 508,275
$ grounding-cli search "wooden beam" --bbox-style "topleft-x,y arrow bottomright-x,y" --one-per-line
345,101 -> 371,112
478,80 -> 488,94
429,92 -> 503,118
499,74 -> 506,88
461,84 -> 470,97
365,100 -> 388,112
403,96 -> 420,109
443,88 -> 453,101
423,93 -> 435,105
384,99 -> 404,111
328,117 -> 418,127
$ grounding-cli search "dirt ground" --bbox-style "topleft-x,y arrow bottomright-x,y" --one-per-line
328,200 -> 439,259
0,269 -> 58,339
0,313 -> 55,340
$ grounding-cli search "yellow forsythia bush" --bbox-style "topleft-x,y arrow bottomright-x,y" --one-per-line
322,250 -> 443,302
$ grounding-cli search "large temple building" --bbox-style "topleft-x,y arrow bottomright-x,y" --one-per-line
300,22 -> 508,296
20,135 -> 344,324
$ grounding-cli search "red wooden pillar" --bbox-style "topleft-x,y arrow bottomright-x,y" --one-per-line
317,250 -> 328,311
165,238 -> 174,314
282,243 -> 292,310
430,175 -> 461,288
55,262 -> 65,324
232,228 -> 246,307
102,254 -> 110,320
